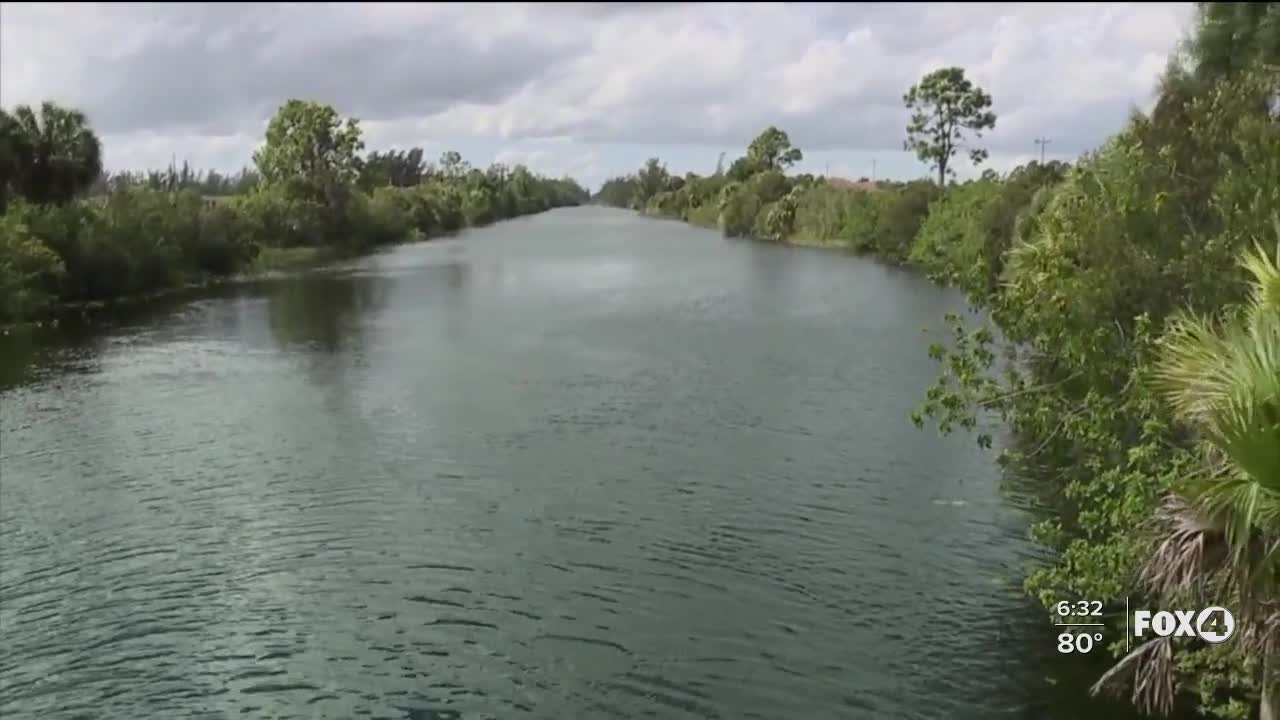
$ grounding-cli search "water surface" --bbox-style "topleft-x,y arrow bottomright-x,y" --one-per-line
1,207 -> 1134,718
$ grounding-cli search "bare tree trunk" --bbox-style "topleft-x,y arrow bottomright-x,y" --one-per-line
1263,651 -> 1280,720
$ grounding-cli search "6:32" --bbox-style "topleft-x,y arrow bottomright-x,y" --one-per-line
1056,600 -> 1103,617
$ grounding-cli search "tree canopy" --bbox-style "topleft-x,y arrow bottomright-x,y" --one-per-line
0,102 -> 103,208
253,99 -> 364,206
903,67 -> 997,185
746,126 -> 803,172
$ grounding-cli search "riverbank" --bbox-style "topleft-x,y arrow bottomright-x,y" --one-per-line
1,245 -> 335,334
597,61 -> 1280,714
0,98 -> 590,331
0,204 -> 578,335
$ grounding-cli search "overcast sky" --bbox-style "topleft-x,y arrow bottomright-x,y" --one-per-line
0,2 -> 1194,189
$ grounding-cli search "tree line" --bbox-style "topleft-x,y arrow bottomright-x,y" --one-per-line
593,63 -> 1001,263
0,99 -> 588,324
598,3 -> 1280,717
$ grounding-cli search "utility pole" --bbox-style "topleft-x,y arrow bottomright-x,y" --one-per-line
1034,137 -> 1052,165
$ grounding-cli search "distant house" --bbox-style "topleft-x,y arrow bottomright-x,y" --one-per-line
825,176 -> 881,192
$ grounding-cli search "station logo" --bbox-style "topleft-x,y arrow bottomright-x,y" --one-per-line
1132,607 -> 1235,644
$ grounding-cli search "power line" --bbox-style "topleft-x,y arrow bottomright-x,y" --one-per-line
1029,135 -> 1049,163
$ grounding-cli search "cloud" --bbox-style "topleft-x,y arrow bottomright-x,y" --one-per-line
0,1 -> 1196,187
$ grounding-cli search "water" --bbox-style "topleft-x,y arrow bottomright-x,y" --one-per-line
0,207 -> 1138,719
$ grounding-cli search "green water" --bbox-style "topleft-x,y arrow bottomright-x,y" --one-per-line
0,207 -> 1139,718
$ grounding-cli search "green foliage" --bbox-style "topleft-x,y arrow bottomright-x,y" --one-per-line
351,186 -> 413,248
0,206 -> 64,322
910,161 -> 1069,299
594,175 -> 639,208
461,187 -> 496,227
438,150 -> 469,179
791,184 -> 853,242
91,162 -> 260,197
359,148 -> 425,190
230,185 -> 326,248
755,188 -> 801,242
595,47 -> 1279,720
0,110 -> 27,211
718,182 -> 761,238
0,98 -> 587,325
903,67 -> 997,185
686,202 -> 720,228
909,177 -> 1002,281
634,158 -> 671,209
253,99 -> 365,208
1,101 -> 103,207
746,126 -> 803,171
1187,2 -> 1280,84
863,181 -> 942,262
726,156 -> 761,182
597,127 -> 812,239
913,65 -> 1280,718
749,170 -> 791,204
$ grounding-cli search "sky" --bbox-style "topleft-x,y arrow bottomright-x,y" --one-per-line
0,2 -> 1196,190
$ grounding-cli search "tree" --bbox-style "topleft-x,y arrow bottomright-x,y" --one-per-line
1092,241 -> 1280,719
635,157 -> 670,207
0,208 -> 65,322
903,67 -> 997,185
360,148 -> 425,190
0,109 -> 28,211
253,99 -> 364,207
594,174 -> 639,207
746,126 -> 803,171
439,150 -> 468,179
1187,2 -> 1280,84
3,101 -> 102,206
726,156 -> 759,182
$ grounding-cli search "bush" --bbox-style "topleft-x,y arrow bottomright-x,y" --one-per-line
0,207 -> 64,322
792,185 -> 857,244
352,187 -> 411,248
914,68 -> 1280,718
229,186 -> 327,248
864,181 -> 941,263
718,183 -> 761,238
461,188 -> 495,227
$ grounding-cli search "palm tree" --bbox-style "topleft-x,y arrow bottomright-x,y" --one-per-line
8,101 -> 103,205
1092,236 -> 1280,717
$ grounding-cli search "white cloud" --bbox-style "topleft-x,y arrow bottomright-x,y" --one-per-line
0,1 -> 1197,188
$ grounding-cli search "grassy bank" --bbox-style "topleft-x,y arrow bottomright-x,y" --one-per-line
249,245 -> 331,273
594,6 -> 1280,714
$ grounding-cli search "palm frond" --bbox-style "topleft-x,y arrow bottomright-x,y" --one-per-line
1141,493 -> 1230,599
1091,636 -> 1177,717
1239,602 -> 1280,658
1154,310 -> 1237,423
1154,239 -> 1280,499
1240,233 -> 1280,319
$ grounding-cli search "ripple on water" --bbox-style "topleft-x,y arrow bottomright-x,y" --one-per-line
0,209 -> 1100,720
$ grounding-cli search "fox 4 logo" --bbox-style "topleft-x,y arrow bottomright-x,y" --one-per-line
1133,607 -> 1235,644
